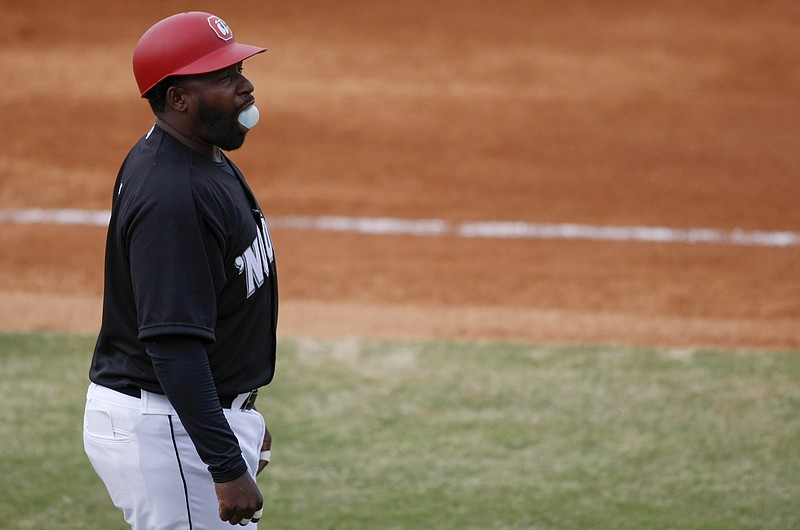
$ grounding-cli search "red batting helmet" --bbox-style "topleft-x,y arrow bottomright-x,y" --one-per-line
133,12 -> 266,97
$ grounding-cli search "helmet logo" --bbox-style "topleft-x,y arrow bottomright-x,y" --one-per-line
207,16 -> 233,41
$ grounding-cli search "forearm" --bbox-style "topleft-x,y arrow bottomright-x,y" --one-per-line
147,335 -> 248,483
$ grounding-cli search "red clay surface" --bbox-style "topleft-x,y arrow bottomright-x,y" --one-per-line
2,0 -> 799,350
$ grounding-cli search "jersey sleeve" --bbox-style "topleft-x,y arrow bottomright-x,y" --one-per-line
126,175 -> 222,343
147,335 -> 248,482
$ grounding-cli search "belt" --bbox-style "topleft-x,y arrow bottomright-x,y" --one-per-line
114,386 -> 258,411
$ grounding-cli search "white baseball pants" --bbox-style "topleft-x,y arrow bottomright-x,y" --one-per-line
83,383 -> 265,530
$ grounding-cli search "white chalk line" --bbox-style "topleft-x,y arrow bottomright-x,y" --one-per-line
1,208 -> 799,248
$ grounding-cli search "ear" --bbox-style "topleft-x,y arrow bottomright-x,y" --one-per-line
165,85 -> 189,113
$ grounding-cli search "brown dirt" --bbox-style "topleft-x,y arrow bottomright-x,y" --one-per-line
2,0 -> 799,350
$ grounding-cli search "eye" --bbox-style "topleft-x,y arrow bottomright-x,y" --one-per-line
220,65 -> 243,82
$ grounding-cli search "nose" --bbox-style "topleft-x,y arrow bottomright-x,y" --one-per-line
239,74 -> 255,96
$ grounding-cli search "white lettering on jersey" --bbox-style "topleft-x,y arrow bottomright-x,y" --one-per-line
234,217 -> 275,298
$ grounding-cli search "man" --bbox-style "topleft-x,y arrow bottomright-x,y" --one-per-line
83,12 -> 278,529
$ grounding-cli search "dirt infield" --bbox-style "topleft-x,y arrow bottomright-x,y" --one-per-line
2,1 -> 799,350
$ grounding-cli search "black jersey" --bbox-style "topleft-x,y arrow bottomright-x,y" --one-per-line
89,125 -> 278,396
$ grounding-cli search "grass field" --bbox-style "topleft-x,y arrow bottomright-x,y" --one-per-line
1,332 -> 799,529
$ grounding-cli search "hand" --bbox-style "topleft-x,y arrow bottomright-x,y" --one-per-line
257,422 -> 272,475
215,472 -> 263,525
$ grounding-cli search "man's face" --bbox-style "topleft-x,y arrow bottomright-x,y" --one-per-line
187,62 -> 256,151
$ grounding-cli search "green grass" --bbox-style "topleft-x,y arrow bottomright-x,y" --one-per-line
1,333 -> 799,529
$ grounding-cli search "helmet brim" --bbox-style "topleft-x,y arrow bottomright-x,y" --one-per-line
140,43 -> 266,97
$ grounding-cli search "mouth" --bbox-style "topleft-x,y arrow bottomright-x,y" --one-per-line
240,98 -> 256,113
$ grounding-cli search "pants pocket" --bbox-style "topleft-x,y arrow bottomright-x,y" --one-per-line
84,409 -> 131,443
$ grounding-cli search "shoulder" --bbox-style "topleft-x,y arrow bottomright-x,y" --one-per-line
121,128 -> 226,205
114,129 -> 203,235
120,126 -> 192,193
116,128 -> 250,231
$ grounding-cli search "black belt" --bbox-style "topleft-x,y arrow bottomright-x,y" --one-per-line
114,386 -> 258,410
225,389 -> 259,410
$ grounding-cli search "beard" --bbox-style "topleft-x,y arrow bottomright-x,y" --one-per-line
196,100 -> 247,151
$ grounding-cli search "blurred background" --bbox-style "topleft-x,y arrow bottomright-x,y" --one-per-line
1,0 -> 799,348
